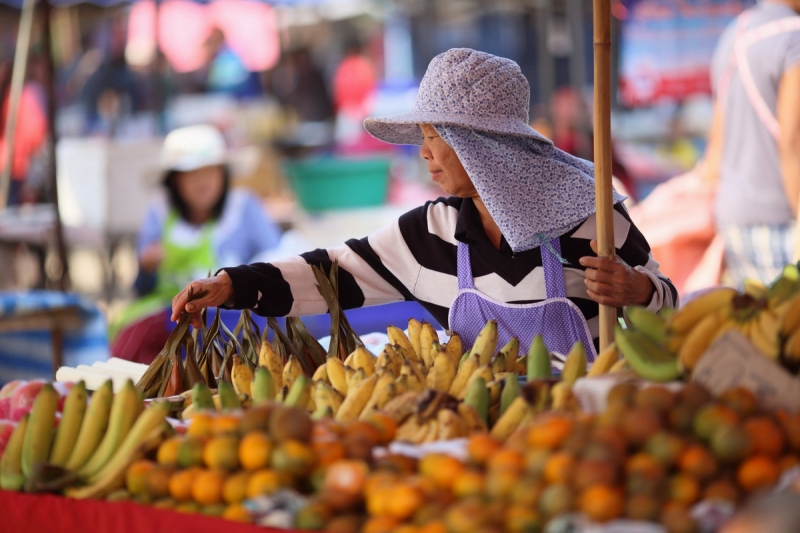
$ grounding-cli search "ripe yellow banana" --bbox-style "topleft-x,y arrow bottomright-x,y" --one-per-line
560,342 -> 587,387
65,380 -> 114,471
388,329 -> 418,367
422,420 -> 441,443
743,278 -> 768,299
79,380 -> 141,478
749,311 -> 780,359
486,380 -> 503,406
49,381 -> 88,466
312,363 -> 328,383
382,391 -> 421,424
437,409 -> 467,440
326,356 -> 348,396
351,346 -> 376,376
499,338 -> 520,373
282,355 -> 303,392
231,356 -> 253,396
668,288 -> 736,335
313,381 -> 344,417
449,352 -> 479,396
407,318 -> 423,361
0,414 -> 29,490
445,334 -> 463,366
399,365 -> 424,392
491,396 -> 530,440
609,358 -> 629,373
550,382 -> 579,411
458,364 -> 494,400
457,403 -> 487,433
491,353 -> 507,377
347,367 -> 366,390
472,320 -> 499,366
678,308 -> 732,372
587,342 -> 619,377
336,373 -> 378,423
360,382 -> 397,419
426,351 -> 457,392
666,333 -> 687,355
420,322 -> 438,370
21,384 -> 60,478
375,350 -> 393,374
258,341 -> 284,390
781,292 -> 800,338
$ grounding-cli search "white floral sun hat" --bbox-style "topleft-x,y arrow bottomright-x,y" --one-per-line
363,48 -> 552,146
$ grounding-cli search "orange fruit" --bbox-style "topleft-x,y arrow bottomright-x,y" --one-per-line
146,465 -> 175,499
366,485 -> 392,517
452,469 -> 485,499
271,439 -> 316,477
322,460 -> 369,511
311,418 -> 344,443
157,437 -> 182,467
312,439 -> 347,468
579,484 -> 624,523
365,471 -> 399,494
364,412 -> 398,445
486,467 -> 521,500
467,434 -> 502,466
486,448 -> 525,474
737,455 -> 780,493
344,421 -> 382,448
704,479 -> 739,504
626,453 -> 665,481
222,471 -> 251,504
418,520 -> 448,533
419,453 -> 464,490
204,435 -> 240,470
543,451 -> 576,484
668,474 -> 701,505
694,404 -> 739,441
678,444 -> 718,481
168,467 -> 203,502
213,414 -> 241,436
505,503 -> 543,533
126,460 -> 155,496
239,431 -> 272,471
246,469 -> 285,498
191,469 -> 227,505
527,416 -> 574,450
187,412 -> 215,439
385,483 -> 424,521
744,417 -> 785,458
222,503 -> 251,522
361,516 -> 400,533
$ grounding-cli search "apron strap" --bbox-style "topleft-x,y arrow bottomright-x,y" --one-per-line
541,238 -> 568,299
456,242 -> 476,290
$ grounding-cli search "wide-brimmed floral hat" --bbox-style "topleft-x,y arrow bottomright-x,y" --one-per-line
364,48 -> 552,146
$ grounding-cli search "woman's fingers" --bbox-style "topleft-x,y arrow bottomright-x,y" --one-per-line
170,274 -> 233,323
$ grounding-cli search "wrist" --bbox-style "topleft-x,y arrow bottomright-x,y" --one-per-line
217,270 -> 235,307
636,271 -> 656,306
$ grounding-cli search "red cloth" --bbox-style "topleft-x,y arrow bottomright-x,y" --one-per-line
0,489 -> 280,533
110,310 -> 170,365
333,55 -> 377,113
0,85 -> 47,181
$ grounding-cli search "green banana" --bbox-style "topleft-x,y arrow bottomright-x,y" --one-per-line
251,367 -> 276,405
626,306 -> 667,344
463,377 -> 489,427
284,376 -> 312,408
65,380 -> 114,471
0,414 -> 29,490
21,384 -> 59,477
217,381 -> 241,411
560,342 -> 587,387
615,326 -> 681,382
500,375 -> 520,416
192,383 -> 215,411
79,380 -> 141,478
49,381 -> 88,466
527,335 -> 552,380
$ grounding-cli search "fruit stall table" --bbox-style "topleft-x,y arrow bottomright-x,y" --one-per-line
0,489 -> 288,533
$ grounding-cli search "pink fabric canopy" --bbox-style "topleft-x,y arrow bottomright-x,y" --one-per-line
128,0 -> 280,73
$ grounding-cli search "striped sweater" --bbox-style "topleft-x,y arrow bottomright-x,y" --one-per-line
223,197 -> 678,349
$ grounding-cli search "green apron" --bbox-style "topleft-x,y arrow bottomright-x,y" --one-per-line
109,211 -> 217,341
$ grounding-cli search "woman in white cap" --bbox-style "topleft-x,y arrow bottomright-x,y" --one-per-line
111,125 -> 282,363
171,49 -> 678,362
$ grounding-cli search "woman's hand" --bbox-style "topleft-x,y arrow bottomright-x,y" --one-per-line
171,271 -> 234,329
139,242 -> 164,273
578,240 -> 655,307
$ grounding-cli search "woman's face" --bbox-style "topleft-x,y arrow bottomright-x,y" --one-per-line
419,124 -> 477,198
175,165 -> 225,213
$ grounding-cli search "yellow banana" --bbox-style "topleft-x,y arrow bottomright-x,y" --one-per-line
65,380 -> 114,471
426,351 -> 457,393
472,320 -> 499,366
609,358 -> 629,373
457,403 -> 488,433
550,382 -> 579,412
326,356 -> 348,396
407,318 -> 423,361
394,374 -> 410,396
375,350 -> 394,374
749,311 -> 780,359
351,346 -> 376,376
312,363 -> 328,383
347,368 -> 366,390
360,381 -> 397,419
282,355 -> 303,392
458,364 -> 494,400
668,287 -> 737,335
231,356 -> 253,396
449,352 -> 479,396
49,381 -> 88,466
336,373 -> 379,422
743,278 -> 768,299
258,341 -> 284,390
560,342 -> 587,387
678,308 -> 732,373
666,333 -> 687,355
587,342 -> 619,377
781,292 -> 800,337
491,396 -> 530,440
313,381 -> 344,417
422,420 -> 440,443
420,322 -> 438,370
20,384 -> 59,478
499,338 -> 520,372
437,409 -> 467,440
0,414 -> 29,490
445,333 -> 463,366
491,353 -> 507,377
399,364 -> 424,392
388,326 -> 418,363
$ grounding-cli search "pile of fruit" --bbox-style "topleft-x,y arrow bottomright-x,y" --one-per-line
0,379 -> 171,497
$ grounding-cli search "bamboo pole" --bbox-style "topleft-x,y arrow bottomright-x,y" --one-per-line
0,0 -> 37,209
593,0 -> 616,350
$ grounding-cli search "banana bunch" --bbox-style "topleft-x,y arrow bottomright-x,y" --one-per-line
0,378 -> 168,498
384,389 -> 484,444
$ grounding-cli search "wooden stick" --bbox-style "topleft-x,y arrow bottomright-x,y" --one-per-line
593,0 -> 616,350
0,0 -> 36,209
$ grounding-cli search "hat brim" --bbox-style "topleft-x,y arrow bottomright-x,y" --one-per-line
363,111 -> 553,146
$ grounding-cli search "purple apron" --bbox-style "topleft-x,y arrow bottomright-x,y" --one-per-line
448,240 -> 597,368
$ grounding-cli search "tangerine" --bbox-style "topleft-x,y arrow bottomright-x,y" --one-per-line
222,471 -> 251,504
246,469 -> 285,498
203,435 -> 240,470
212,414 -> 241,436
126,460 -> 155,496
579,484 -> 624,523
678,444 -> 718,481
466,433 -> 502,466
187,412 -> 215,439
703,479 -> 739,504
157,437 -> 181,467
543,451 -> 576,484
344,421 -> 382,448
191,469 -> 227,505
222,503 -> 251,522
168,467 -> 202,502
364,412 -> 397,445
737,455 -> 780,493
239,431 -> 272,471
385,484 -> 424,521
272,439 -> 316,477
452,469 -> 485,499
744,417 -> 785,458
361,516 -> 400,533
313,439 -> 347,468
668,474 -> 701,505
527,416 -> 573,450
505,503 -> 543,533
146,465 -> 175,499
419,453 -> 464,490
486,448 -> 524,474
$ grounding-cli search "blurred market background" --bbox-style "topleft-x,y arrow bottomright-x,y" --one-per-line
0,0 -> 753,382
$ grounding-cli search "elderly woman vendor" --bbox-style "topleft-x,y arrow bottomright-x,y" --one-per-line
171,49 -> 678,363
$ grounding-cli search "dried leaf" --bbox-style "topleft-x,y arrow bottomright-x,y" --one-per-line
183,336 -> 204,390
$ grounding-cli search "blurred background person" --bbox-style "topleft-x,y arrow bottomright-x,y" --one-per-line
203,27 -> 262,99
705,0 -> 800,287
0,59 -> 48,206
110,124 -> 282,363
